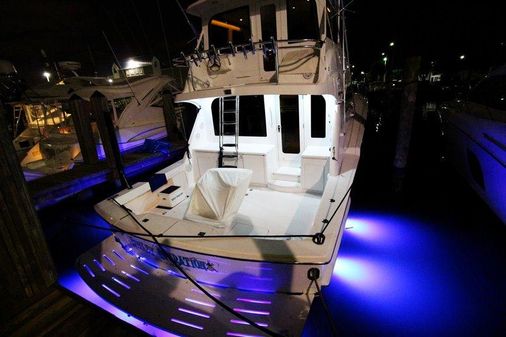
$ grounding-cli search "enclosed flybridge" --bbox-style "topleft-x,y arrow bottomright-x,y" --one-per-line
78,1 -> 367,336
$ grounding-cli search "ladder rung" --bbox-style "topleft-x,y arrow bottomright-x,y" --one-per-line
221,165 -> 237,168
222,143 -> 237,147
222,122 -> 237,125
222,154 -> 238,158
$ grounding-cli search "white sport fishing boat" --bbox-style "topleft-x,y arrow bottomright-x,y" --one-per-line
18,73 -> 173,180
77,1 -> 366,336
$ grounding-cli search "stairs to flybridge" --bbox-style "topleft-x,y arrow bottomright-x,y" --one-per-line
268,167 -> 303,193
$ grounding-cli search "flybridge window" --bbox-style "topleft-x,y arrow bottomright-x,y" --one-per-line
208,6 -> 251,49
211,96 -> 267,137
286,0 -> 319,40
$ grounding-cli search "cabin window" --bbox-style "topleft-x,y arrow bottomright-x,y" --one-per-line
208,6 -> 251,49
260,4 -> 277,71
326,7 -> 339,43
175,103 -> 199,138
111,97 -> 132,119
212,96 -> 267,137
469,76 -> 506,122
280,95 -> 301,153
286,0 -> 319,40
311,95 -> 326,138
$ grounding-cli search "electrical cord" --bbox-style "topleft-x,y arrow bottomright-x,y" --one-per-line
111,198 -> 286,337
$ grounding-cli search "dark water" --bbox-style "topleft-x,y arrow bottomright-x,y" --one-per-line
39,89 -> 506,336
303,89 -> 506,337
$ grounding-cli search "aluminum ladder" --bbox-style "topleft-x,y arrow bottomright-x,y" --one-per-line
218,96 -> 239,168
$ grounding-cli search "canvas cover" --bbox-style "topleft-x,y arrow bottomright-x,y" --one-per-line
185,168 -> 252,227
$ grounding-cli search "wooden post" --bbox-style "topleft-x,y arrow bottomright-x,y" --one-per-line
0,103 -> 56,324
89,91 -> 130,188
393,56 -> 422,170
67,94 -> 99,165
162,88 -> 185,145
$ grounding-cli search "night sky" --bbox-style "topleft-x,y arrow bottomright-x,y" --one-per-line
2,0 -> 505,84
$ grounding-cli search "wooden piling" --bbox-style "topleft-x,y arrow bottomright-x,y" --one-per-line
67,94 -> 99,165
0,103 -> 56,324
90,91 -> 130,188
393,56 -> 422,170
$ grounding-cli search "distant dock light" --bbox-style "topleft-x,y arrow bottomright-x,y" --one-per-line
43,71 -> 51,82
108,78 -> 113,84
459,55 -> 466,60
389,42 -> 395,47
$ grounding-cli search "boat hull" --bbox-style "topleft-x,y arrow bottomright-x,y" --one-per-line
77,235 -> 314,337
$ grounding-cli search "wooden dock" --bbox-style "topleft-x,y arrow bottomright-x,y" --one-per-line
0,286 -> 147,337
28,147 -> 187,210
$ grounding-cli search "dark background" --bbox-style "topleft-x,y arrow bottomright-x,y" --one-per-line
1,0 -> 506,84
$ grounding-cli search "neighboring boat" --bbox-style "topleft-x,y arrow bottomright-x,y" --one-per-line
16,69 -> 175,180
443,67 -> 506,224
78,1 -> 366,336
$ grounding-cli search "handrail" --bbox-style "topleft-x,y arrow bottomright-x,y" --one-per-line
174,38 -> 324,88
173,38 -> 323,68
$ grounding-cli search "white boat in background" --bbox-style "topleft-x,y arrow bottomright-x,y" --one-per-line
444,67 -> 506,224
78,1 -> 367,336
16,68 -> 176,180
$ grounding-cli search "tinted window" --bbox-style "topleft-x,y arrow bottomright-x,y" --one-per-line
326,7 -> 338,43
175,103 -> 199,138
469,76 -> 506,122
311,95 -> 326,138
286,0 -> 319,40
261,4 -> 277,71
209,7 -> 251,49
212,96 -> 267,137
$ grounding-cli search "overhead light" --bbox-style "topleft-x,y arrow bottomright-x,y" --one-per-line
383,57 -> 388,64
43,71 -> 51,82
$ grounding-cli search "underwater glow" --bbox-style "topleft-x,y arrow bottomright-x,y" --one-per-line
58,271 -> 179,337
312,211 -> 481,336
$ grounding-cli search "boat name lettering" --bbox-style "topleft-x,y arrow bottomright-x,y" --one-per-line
126,237 -> 217,272
169,253 -> 217,272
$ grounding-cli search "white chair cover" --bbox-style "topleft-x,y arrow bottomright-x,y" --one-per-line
184,168 -> 252,227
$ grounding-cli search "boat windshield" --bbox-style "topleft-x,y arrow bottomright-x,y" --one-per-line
208,6 -> 251,49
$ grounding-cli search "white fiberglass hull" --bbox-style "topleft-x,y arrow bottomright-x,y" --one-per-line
77,235 -> 316,337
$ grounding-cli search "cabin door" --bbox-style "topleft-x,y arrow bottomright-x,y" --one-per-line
276,95 -> 305,163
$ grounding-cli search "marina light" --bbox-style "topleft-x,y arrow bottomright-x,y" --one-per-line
43,71 -> 51,82
125,59 -> 142,69
383,57 -> 388,64
459,54 -> 465,60
361,71 -> 365,75
381,52 -> 385,56
389,41 -> 395,47
107,78 -> 113,83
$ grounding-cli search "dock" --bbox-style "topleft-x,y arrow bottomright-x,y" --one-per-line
28,146 -> 187,210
